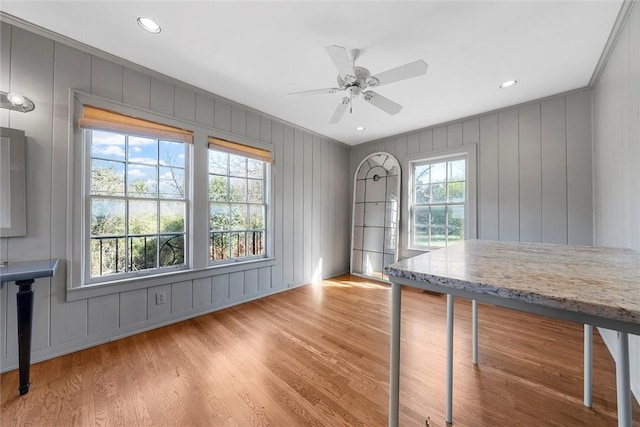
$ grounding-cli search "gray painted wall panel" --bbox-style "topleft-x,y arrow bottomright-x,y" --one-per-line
231,106 -> 247,136
420,129 -> 433,152
244,269 -> 258,296
260,117 -> 272,143
304,133 -> 313,280
50,42 -> 91,347
433,126 -> 447,150
541,97 -> 568,244
122,68 -> 151,109
498,109 -> 520,241
91,56 -> 123,102
195,93 -> 214,127
246,112 -> 260,140
407,133 -> 420,155
0,23 -> 10,126
87,294 -> 119,335
120,288 -> 148,327
566,90 -> 593,245
212,274 -> 229,305
462,118 -> 480,145
171,280 -> 193,313
150,77 -> 174,116
293,129 -> 304,284
282,126 -> 295,286
518,103 -> 543,243
229,271 -> 244,301
174,86 -> 196,122
193,277 -> 212,308
593,4 -> 640,401
479,114 -> 500,240
258,267 -> 271,291
447,122 -> 463,148
214,99 -> 232,131
270,122 -> 284,288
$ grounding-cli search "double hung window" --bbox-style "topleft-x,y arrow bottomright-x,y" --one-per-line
208,137 -> 270,263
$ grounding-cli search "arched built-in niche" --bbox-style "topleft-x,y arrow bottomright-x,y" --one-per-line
351,152 -> 400,281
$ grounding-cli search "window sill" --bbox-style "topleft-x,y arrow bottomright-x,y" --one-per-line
66,257 -> 277,302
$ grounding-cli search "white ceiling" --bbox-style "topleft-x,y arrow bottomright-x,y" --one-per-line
0,1 -> 622,146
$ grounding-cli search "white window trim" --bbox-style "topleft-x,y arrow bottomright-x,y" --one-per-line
405,144 -> 477,253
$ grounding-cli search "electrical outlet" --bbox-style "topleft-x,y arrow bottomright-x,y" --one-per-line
156,291 -> 166,305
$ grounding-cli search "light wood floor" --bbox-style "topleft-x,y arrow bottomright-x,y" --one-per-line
1,274 -> 638,426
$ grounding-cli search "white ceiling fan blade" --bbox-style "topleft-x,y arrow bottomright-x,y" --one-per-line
328,98 -> 349,124
371,60 -> 428,86
287,87 -> 342,96
363,91 -> 403,115
325,45 -> 354,77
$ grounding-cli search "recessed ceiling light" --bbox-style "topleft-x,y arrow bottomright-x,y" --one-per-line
355,126 -> 365,131
137,17 -> 161,34
499,79 -> 518,89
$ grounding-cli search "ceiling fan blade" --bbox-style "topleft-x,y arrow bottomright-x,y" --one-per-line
287,87 -> 342,96
371,60 -> 428,86
329,98 -> 349,124
363,91 -> 403,115
325,45 -> 354,77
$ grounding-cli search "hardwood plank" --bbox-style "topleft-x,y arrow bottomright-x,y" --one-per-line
2,274 -> 637,427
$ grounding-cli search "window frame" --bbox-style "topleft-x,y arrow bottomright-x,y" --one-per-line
406,145 -> 477,252
207,144 -> 270,266
82,128 -> 190,285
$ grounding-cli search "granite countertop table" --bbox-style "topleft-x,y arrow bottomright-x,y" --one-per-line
385,240 -> 640,332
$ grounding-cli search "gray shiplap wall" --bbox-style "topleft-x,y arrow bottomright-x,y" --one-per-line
0,22 -> 351,372
350,89 -> 593,259
592,1 -> 640,402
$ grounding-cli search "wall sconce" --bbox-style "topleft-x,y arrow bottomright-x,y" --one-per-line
0,91 -> 35,113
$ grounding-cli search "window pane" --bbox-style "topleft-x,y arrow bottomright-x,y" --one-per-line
92,159 -> 125,197
248,179 -> 263,203
431,162 -> 447,183
91,130 -> 125,160
448,205 -> 465,228
128,236 -> 157,271
159,140 -> 185,168
430,205 -> 446,227
447,227 -> 464,244
430,227 -> 447,247
414,164 -> 430,185
229,178 -> 247,202
230,205 -> 247,230
249,205 -> 264,229
430,183 -> 447,203
247,159 -> 263,179
229,154 -> 246,177
160,201 -> 185,232
209,175 -> 228,202
159,234 -> 184,267
230,231 -> 246,257
128,136 -> 157,164
210,204 -> 230,231
128,164 -> 158,197
210,232 -> 230,260
448,182 -> 465,203
209,151 -> 228,175
413,206 -> 430,247
159,167 -> 184,198
91,198 -> 125,236
449,159 -> 465,181
247,230 -> 264,256
90,237 -> 125,277
129,200 -> 158,234
415,184 -> 430,204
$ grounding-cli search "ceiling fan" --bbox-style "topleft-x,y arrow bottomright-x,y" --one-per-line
288,45 -> 428,124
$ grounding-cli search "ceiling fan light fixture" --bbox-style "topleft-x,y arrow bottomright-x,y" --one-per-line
137,17 -> 161,34
1,91 -> 35,113
355,126 -> 365,131
500,79 -> 518,89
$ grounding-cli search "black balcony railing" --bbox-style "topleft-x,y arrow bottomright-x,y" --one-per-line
210,230 -> 264,261
90,234 -> 184,277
